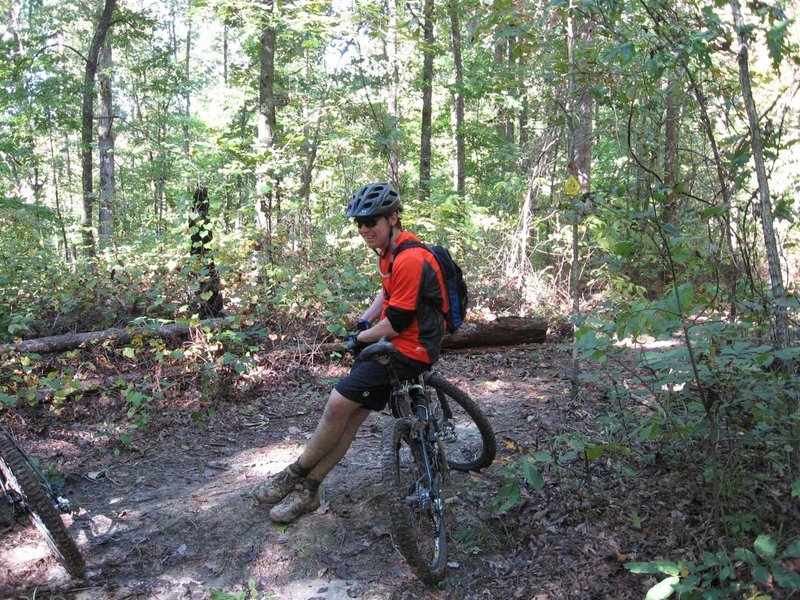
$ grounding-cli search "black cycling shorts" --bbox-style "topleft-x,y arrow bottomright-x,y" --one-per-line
335,353 -> 429,411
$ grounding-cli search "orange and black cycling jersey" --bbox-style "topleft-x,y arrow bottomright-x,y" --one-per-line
379,230 -> 448,365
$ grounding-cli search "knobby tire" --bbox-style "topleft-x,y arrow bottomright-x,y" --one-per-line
382,418 -> 447,584
427,373 -> 496,472
0,433 -> 85,578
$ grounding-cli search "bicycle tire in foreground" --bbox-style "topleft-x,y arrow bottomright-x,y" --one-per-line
0,433 -> 85,578
382,418 -> 448,584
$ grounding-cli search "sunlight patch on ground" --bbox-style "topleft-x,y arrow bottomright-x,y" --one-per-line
234,442 -> 304,477
276,577 -> 380,599
2,538 -> 51,568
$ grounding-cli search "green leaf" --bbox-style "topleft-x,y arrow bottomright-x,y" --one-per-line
495,480 -> 523,512
521,457 -> 545,490
0,393 -> 18,408
614,241 -> 635,257
734,547 -> 758,564
626,560 -> 681,576
638,422 -> 660,441
644,576 -> 680,600
609,42 -> 636,64
585,444 -> 605,460
751,564 -> 770,583
123,347 -> 136,358
780,538 -> 800,558
774,347 -> 800,360
773,564 -> 800,590
754,534 -> 777,559
766,19 -> 790,67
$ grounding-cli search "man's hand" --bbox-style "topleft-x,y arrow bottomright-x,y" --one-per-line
355,318 -> 371,332
344,334 -> 366,356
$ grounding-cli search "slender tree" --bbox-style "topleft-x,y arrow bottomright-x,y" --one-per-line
387,0 -> 401,189
448,0 -> 465,195
729,0 -> 790,354
80,0 -> 117,257
567,0 -> 593,397
257,0 -> 277,237
418,0 -> 435,202
98,40 -> 115,248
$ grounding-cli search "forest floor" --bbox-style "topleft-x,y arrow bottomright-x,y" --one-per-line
1,337 -> 721,600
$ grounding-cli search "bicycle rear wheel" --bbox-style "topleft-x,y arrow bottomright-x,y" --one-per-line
427,373 -> 496,472
382,418 -> 447,584
0,433 -> 85,578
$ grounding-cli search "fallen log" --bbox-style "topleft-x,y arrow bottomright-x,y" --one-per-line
0,319 -> 225,355
442,316 -> 548,349
311,316 -> 548,355
0,316 -> 548,358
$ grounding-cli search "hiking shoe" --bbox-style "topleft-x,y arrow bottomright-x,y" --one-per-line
269,484 -> 321,523
253,467 -> 303,504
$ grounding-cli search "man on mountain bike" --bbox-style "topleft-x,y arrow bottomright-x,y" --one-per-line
253,182 -> 449,523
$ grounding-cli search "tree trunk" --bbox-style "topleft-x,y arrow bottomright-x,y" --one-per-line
662,75 -> 680,225
448,0 -> 465,195
729,0 -> 789,353
183,15 -> 192,157
98,40 -> 115,248
223,22 -> 229,84
418,0 -> 435,203
80,0 -> 117,258
257,2 -> 277,234
190,187 -> 224,317
46,109 -> 70,263
567,2 -> 593,398
387,0 -> 401,188
729,0 -> 795,473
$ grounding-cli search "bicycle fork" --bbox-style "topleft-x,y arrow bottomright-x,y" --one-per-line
405,405 -> 443,513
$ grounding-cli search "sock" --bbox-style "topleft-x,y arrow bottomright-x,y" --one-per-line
289,461 -> 311,478
303,478 -> 321,493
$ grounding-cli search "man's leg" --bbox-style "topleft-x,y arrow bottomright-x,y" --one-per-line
304,399 -> 370,483
254,388 -> 364,504
268,390 -> 370,523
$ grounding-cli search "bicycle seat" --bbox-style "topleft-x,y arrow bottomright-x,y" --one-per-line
359,339 -> 399,362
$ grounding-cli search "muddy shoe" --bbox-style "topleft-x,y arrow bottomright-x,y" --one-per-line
269,484 -> 321,523
253,467 -> 303,504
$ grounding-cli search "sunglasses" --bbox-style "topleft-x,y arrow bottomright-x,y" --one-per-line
354,216 -> 382,229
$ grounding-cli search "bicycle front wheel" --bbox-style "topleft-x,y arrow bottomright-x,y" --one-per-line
382,418 -> 448,584
0,433 -> 85,578
427,373 -> 497,472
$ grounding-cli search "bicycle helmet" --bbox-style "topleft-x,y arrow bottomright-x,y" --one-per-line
344,182 -> 402,217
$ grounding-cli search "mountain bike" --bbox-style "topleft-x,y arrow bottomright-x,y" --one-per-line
356,340 -> 496,584
0,423 -> 85,578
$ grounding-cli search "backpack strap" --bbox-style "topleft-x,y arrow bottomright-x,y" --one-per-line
386,240 -> 425,276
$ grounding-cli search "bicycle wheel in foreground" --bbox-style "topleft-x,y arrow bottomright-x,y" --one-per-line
0,433 -> 85,578
382,418 -> 448,584
427,373 -> 497,472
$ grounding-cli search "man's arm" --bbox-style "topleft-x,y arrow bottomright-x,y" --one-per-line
356,316 -> 399,343
355,290 -> 398,342
360,290 -> 384,323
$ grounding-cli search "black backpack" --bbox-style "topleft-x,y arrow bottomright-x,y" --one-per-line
394,241 -> 468,334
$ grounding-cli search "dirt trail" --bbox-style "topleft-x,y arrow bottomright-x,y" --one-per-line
2,344 -> 663,599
